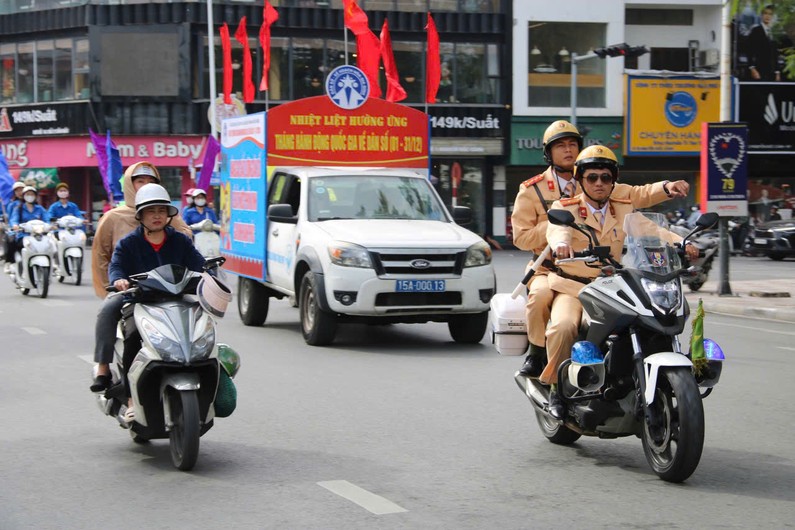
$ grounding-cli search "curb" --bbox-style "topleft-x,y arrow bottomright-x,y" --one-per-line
697,299 -> 795,324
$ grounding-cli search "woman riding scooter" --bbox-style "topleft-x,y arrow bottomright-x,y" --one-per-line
183,188 -> 218,231
9,187 -> 50,272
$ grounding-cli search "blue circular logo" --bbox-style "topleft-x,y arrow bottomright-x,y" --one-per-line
326,65 -> 369,110
664,91 -> 697,128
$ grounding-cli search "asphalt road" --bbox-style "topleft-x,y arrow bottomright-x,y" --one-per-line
0,253 -> 793,529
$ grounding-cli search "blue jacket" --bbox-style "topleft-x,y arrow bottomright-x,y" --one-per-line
48,201 -> 82,220
183,206 -> 219,228
3,198 -> 20,221
10,204 -> 50,240
109,225 -> 205,284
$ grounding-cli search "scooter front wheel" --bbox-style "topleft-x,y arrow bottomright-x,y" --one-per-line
168,388 -> 201,471
31,265 -> 49,298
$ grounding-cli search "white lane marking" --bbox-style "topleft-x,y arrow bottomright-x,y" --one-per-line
317,480 -> 407,515
710,320 -> 795,337
41,300 -> 72,307
777,346 -> 795,351
78,355 -> 94,364
21,326 -> 46,335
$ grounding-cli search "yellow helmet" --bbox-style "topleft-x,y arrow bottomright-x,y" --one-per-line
542,120 -> 583,164
574,145 -> 619,181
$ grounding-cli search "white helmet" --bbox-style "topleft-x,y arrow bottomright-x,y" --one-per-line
134,183 -> 178,220
190,188 -> 208,198
22,185 -> 37,195
197,272 -> 233,318
12,181 -> 25,191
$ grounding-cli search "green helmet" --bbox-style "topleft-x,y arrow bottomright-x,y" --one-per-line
218,343 -> 241,378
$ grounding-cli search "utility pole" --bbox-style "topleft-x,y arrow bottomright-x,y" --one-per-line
206,0 -> 217,139
717,0 -> 733,296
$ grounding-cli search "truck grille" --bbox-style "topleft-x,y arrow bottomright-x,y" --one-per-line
370,249 -> 465,276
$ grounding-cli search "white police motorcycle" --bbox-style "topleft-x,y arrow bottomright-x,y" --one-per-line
94,257 -> 237,471
51,214 -> 86,285
513,210 -> 725,483
9,219 -> 57,298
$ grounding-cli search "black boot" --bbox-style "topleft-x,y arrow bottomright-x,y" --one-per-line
90,374 -> 112,393
518,343 -> 546,378
548,388 -> 566,420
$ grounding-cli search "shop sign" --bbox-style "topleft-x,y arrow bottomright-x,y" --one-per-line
18,168 -> 59,189
427,107 -> 506,138
700,122 -> 748,217
737,83 -> 795,154
625,75 -> 720,156
510,119 -> 624,166
0,102 -> 90,137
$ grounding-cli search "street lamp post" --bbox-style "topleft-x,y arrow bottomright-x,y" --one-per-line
569,51 -> 597,127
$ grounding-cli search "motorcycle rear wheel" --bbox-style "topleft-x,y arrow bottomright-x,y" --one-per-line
534,408 -> 581,445
641,367 -> 704,483
168,389 -> 201,471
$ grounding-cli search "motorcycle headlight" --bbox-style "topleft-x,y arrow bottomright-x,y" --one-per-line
140,317 -> 184,362
328,241 -> 373,268
464,240 -> 492,268
191,318 -> 216,359
641,278 -> 681,313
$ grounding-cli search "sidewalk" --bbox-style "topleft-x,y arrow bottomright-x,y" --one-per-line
684,278 -> 795,323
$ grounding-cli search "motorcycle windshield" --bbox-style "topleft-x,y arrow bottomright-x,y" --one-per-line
622,212 -> 682,275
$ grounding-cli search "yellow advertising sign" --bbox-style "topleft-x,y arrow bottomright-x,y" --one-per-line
624,76 -> 721,155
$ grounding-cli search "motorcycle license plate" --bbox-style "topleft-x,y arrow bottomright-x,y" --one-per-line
395,279 -> 446,292
754,238 -> 768,245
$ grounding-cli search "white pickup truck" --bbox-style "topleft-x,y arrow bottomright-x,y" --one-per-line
236,166 -> 496,345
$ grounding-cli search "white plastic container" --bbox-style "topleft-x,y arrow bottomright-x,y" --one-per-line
489,293 -> 529,356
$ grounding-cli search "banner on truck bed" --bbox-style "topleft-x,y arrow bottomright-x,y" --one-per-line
266,95 -> 429,169
219,112 -> 268,279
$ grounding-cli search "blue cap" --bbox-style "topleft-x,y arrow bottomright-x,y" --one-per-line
571,341 -> 604,365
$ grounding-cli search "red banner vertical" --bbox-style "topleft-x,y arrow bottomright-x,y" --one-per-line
380,20 -> 406,103
259,1 -> 279,91
220,23 -> 233,104
234,17 -> 255,103
425,13 -> 440,104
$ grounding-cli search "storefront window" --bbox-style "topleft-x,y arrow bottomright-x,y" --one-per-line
17,42 -> 34,104
436,42 -> 499,104
527,22 -> 606,108
292,38 -> 325,99
1,45 -> 15,103
74,38 -> 89,99
266,37 -> 289,101
54,39 -> 73,101
37,40 -> 54,102
393,41 -> 424,103
433,158 -> 485,236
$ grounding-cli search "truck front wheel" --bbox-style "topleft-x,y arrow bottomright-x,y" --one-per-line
299,273 -> 337,346
448,311 -> 488,344
238,277 -> 269,326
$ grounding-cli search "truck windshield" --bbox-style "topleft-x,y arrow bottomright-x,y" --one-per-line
308,176 -> 448,222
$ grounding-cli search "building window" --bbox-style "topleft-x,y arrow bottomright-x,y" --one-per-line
37,40 -> 55,102
527,21 -> 606,108
1,44 -> 15,104
392,41 -> 424,103
74,38 -> 89,99
626,8 -> 693,26
54,39 -> 73,101
435,42 -> 499,104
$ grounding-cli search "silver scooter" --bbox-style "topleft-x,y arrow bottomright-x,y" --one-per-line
191,218 -> 222,258
8,219 -> 56,298
94,257 -> 232,471
51,215 -> 87,285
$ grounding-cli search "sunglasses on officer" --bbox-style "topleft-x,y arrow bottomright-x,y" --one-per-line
583,172 -> 615,184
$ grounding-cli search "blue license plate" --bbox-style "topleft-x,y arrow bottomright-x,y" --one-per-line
395,279 -> 446,292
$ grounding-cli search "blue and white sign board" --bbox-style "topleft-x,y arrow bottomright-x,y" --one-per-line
700,122 -> 749,217
219,112 -> 268,279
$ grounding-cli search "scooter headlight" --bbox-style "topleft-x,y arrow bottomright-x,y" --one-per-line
191,318 -> 216,359
641,277 -> 681,313
140,317 -> 184,362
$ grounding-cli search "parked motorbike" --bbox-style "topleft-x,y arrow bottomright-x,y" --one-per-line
191,219 -> 221,258
51,215 -> 86,285
8,220 -> 57,298
93,257 -> 235,471
513,210 -> 724,483
669,222 -> 718,292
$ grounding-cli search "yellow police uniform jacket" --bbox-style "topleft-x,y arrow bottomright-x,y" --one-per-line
545,194 -> 681,297
510,168 -> 669,263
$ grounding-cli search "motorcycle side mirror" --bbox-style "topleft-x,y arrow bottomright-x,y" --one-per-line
547,209 -> 596,250
696,212 -> 719,230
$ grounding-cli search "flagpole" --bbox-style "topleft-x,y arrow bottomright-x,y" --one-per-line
207,0 -> 218,139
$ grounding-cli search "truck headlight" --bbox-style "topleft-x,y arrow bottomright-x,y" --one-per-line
328,241 -> 373,268
464,241 -> 492,267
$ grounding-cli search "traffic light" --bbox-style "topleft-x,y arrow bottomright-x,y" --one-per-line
594,43 -> 649,59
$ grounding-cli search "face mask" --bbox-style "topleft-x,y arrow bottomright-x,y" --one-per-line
57,191 -> 69,199
185,198 -> 193,205
24,195 -> 36,204
194,198 -> 207,207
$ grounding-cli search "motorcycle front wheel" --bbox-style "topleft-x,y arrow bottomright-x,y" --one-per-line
641,367 -> 704,483
168,389 -> 201,471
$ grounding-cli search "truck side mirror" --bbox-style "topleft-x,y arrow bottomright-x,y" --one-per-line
453,206 -> 472,225
268,203 -> 298,224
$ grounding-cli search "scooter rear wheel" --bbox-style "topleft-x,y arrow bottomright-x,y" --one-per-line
168,389 -> 201,471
